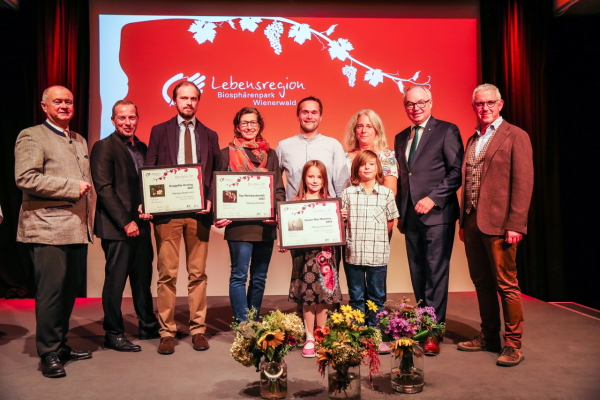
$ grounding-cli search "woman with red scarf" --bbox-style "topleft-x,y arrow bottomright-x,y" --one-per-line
214,107 -> 286,322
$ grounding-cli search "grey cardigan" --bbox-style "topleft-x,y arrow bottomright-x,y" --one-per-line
15,123 -> 94,244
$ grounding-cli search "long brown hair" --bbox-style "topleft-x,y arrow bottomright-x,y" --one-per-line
350,150 -> 384,186
295,160 -> 329,200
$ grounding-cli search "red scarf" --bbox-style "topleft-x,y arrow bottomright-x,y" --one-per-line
228,136 -> 270,172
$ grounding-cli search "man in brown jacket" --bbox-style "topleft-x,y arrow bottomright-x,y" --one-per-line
15,86 -> 94,378
457,84 -> 533,367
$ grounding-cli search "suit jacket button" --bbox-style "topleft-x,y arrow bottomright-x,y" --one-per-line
409,173 -> 412,176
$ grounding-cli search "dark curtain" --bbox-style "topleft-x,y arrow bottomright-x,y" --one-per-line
0,0 -> 89,298
480,0 -> 600,309
480,0 -> 567,302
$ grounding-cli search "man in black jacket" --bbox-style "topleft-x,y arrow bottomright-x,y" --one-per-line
394,85 -> 464,331
90,100 -> 160,352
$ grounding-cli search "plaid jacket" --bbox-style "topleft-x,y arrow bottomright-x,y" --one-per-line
464,128 -> 497,213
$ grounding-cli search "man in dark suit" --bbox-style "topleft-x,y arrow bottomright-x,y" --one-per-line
457,84 -> 533,367
145,81 -> 219,354
394,85 -> 464,335
90,100 -> 161,352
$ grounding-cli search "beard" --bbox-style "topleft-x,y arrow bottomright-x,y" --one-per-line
177,106 -> 196,120
300,119 -> 319,134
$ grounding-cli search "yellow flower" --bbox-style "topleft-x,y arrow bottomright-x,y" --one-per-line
340,305 -> 353,315
366,300 -> 378,312
352,309 -> 365,320
331,312 -> 344,324
354,314 -> 365,324
257,329 -> 285,351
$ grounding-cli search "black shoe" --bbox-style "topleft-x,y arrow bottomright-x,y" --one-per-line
104,335 -> 142,352
57,345 -> 92,361
41,352 -> 66,378
138,329 -> 161,340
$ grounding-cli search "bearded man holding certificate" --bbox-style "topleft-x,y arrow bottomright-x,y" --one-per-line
145,81 -> 219,354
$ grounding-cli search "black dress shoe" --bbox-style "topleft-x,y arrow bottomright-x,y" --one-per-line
104,335 -> 142,352
57,345 -> 92,361
41,352 -> 66,378
138,330 -> 161,340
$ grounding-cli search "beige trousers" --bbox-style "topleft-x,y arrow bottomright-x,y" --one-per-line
154,218 -> 210,337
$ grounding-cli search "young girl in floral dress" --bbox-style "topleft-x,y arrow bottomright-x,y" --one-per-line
284,160 -> 343,358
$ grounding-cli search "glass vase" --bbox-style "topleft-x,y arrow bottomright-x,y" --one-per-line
259,358 -> 287,399
327,364 -> 361,400
391,343 -> 425,393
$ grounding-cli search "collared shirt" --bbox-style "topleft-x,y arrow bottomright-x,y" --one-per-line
45,119 -> 70,138
276,132 -> 351,200
405,115 -> 431,161
118,133 -> 145,171
475,116 -> 503,158
177,115 -> 197,164
341,182 -> 399,267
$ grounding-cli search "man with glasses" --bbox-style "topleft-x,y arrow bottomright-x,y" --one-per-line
457,84 -> 533,367
394,85 -> 464,354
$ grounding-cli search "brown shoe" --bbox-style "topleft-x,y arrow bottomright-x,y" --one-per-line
497,346 -> 524,366
157,336 -> 175,355
457,334 -> 501,352
192,333 -> 210,351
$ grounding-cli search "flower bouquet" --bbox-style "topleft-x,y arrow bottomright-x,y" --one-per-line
315,303 -> 382,399
231,309 -> 304,399
376,298 -> 445,393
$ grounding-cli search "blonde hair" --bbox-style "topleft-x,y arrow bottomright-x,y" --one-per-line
344,109 -> 388,153
472,83 -> 502,102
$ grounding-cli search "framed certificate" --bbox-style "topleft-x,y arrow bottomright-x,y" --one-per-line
213,172 -> 275,221
139,164 -> 204,215
278,198 -> 346,249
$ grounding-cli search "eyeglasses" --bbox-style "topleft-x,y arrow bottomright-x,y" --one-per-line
404,99 -> 430,110
474,100 -> 500,109
239,121 -> 259,128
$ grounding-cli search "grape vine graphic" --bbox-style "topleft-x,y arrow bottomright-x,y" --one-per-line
188,17 -> 430,93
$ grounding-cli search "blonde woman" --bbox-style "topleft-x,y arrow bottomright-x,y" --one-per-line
344,109 -> 398,195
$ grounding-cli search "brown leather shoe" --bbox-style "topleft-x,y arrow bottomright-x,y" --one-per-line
497,346 -> 524,366
457,334 -> 501,352
157,336 -> 175,355
192,333 -> 210,351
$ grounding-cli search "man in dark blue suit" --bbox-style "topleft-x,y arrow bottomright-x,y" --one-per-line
394,85 -> 464,332
145,81 -> 219,355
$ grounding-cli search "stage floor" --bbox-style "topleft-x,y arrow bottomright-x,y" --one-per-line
1,293 -> 599,399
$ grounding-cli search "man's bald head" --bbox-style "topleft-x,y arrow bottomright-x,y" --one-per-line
41,86 -> 74,130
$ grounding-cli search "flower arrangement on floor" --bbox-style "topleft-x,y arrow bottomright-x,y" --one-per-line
230,308 -> 304,368
231,309 -> 304,399
376,298 -> 445,393
314,302 -> 382,395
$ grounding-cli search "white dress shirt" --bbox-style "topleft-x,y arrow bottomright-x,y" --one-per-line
475,116 -> 503,158
177,115 -> 198,164
405,115 -> 432,161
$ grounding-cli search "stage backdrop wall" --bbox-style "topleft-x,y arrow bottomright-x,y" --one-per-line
87,0 -> 478,297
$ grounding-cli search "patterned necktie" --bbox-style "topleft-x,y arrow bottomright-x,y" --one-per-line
184,121 -> 193,164
408,126 -> 420,168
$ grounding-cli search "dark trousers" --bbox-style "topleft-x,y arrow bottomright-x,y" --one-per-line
100,231 -> 159,338
404,200 -> 455,323
344,263 -> 387,327
463,209 -> 524,348
31,243 -> 87,357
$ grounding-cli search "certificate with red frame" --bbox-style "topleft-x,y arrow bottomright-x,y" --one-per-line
139,164 -> 204,215
278,198 -> 346,250
213,172 -> 275,221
